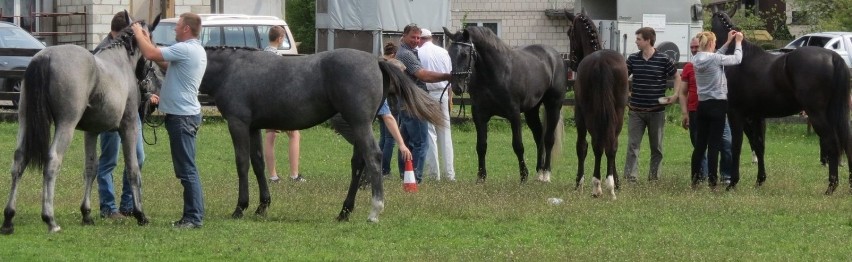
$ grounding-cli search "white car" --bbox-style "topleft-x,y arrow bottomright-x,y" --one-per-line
778,32 -> 852,69
152,14 -> 298,55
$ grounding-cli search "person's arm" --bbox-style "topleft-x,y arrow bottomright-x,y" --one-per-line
131,23 -> 165,62
381,115 -> 412,161
677,78 -> 689,129
414,69 -> 451,83
718,32 -> 744,66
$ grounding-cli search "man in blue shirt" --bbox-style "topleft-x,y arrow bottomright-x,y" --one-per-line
393,24 -> 451,183
132,12 -> 207,229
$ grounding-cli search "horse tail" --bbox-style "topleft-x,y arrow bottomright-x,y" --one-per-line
579,59 -> 618,149
829,56 -> 851,158
20,54 -> 53,169
377,60 -> 445,127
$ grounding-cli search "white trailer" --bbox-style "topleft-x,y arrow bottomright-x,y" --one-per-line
575,0 -> 704,62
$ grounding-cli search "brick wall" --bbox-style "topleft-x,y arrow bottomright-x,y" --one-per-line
450,0 -> 574,55
55,0 -> 210,50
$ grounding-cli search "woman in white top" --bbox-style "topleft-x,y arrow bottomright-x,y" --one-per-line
690,30 -> 743,189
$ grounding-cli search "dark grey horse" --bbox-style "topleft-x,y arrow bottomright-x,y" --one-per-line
1,14 -> 160,234
443,26 -> 567,183
201,47 -> 442,222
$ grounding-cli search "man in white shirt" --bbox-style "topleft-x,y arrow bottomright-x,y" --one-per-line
417,29 -> 455,181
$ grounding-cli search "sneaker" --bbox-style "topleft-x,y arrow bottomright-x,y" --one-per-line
290,174 -> 306,182
172,219 -> 202,229
269,176 -> 281,183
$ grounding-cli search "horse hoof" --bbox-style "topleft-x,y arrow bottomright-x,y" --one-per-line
0,226 -> 13,235
81,218 -> 95,226
476,178 -> 486,184
136,216 -> 149,226
231,209 -> 244,219
254,206 -> 268,217
48,225 -> 61,233
336,215 -> 350,222
366,217 -> 379,223
726,184 -> 736,191
824,185 -> 837,195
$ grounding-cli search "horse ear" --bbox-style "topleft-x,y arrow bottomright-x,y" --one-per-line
442,27 -> 454,40
123,9 -> 132,25
149,13 -> 161,32
462,29 -> 470,42
565,12 -> 576,22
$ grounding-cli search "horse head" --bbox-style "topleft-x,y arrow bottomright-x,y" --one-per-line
443,26 -> 477,95
565,11 -> 601,71
711,12 -> 736,50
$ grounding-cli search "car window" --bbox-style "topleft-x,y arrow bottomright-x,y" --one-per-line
0,27 -> 44,49
223,26 -> 259,48
786,36 -> 808,48
202,26 -> 222,46
807,36 -> 832,48
827,39 -> 840,50
257,25 -> 292,50
152,22 -> 177,46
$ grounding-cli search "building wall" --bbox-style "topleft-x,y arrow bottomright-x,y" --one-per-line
450,0 -> 574,55
55,0 -> 210,49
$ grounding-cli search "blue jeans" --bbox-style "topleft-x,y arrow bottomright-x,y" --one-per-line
165,114 -> 204,225
397,110 -> 428,183
97,119 -> 145,216
378,122 -> 396,175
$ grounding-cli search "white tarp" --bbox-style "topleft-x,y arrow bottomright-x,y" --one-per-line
223,0 -> 284,19
324,0 -> 449,32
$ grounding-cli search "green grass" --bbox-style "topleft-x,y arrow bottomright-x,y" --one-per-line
0,111 -> 850,261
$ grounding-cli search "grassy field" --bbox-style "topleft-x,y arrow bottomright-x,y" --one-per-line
0,110 -> 849,261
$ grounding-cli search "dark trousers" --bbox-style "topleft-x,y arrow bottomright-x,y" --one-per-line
691,99 -> 728,186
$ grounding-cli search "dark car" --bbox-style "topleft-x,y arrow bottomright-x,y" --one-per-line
0,21 -> 45,106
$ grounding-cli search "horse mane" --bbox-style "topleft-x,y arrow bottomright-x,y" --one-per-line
98,21 -> 148,54
465,26 -> 513,56
711,12 -> 768,57
566,12 -> 602,70
204,46 -> 262,52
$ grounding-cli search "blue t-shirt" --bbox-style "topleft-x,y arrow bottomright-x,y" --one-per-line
159,39 -> 207,115
377,100 -> 391,116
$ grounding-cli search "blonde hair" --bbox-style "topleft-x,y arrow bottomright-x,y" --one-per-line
696,31 -> 716,51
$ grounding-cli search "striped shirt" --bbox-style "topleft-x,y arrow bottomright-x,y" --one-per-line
626,50 -> 676,112
396,42 -> 427,91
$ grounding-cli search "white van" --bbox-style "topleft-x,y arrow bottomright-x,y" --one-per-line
152,14 -> 298,55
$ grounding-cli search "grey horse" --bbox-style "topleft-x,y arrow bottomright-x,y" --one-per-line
201,47 -> 443,222
1,13 -> 160,234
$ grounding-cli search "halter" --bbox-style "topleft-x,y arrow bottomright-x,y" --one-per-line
450,41 -> 477,92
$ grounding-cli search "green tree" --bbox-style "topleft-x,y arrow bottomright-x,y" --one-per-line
286,0 -> 316,54
793,0 -> 852,32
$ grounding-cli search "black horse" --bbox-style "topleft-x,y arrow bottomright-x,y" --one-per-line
711,12 -> 851,194
442,26 -> 568,183
200,47 -> 442,222
565,12 -> 629,199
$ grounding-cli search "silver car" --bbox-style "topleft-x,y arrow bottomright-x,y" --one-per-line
0,21 -> 45,106
778,32 -> 852,69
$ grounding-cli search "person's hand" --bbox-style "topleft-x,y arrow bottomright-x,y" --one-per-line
149,94 -> 159,105
399,145 -> 413,161
681,114 -> 690,130
131,23 -> 144,35
734,32 -> 744,43
727,30 -> 737,40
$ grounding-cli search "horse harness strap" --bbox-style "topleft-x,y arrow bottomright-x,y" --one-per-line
450,41 -> 477,91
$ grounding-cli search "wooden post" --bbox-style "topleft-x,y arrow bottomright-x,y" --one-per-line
161,0 -> 174,18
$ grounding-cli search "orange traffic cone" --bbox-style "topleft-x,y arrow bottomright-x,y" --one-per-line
403,159 -> 418,192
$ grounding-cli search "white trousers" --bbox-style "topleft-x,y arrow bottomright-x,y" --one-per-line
423,89 -> 455,180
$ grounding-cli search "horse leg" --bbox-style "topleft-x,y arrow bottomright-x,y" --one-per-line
523,107 -> 546,181
591,144 -> 603,198
727,113 -> 746,191
80,132 -> 99,226
337,123 -> 383,222
472,110 -> 491,183
337,148 -> 361,222
508,115 -> 530,183
226,120 -> 252,218
605,135 -> 619,198
574,109 -> 588,190
807,113 -> 840,194
120,119 -> 149,225
42,125 -> 76,233
248,128 -> 271,216
541,101 -> 564,182
1,142 -> 30,234
743,118 -> 767,188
